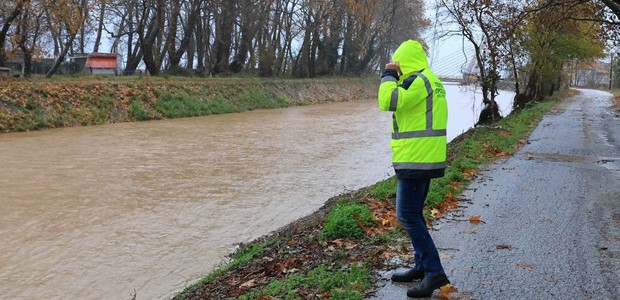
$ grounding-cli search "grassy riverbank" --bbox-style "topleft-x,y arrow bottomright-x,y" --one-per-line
0,76 -> 375,133
172,89 -> 577,299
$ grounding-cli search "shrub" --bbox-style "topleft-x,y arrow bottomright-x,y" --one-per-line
322,203 -> 375,239
130,100 -> 151,121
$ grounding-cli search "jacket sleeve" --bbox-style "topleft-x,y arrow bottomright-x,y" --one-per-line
378,69 -> 400,112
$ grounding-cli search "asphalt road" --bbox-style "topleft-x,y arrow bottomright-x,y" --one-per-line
370,89 -> 620,300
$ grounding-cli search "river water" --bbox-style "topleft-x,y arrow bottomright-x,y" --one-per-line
0,85 -> 513,300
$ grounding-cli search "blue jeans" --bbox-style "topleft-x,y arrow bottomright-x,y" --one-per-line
396,178 -> 445,276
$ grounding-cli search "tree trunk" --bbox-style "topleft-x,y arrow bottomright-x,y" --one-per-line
22,49 -> 32,77
293,7 -> 313,78
168,0 -> 201,73
340,14 -> 351,74
258,28 -> 274,77
195,11 -> 205,73
0,0 -> 25,66
78,0 -> 88,54
213,0 -> 236,75
46,34 -> 76,78
138,0 -> 165,75
186,36 -> 195,70
125,47 -> 144,73
600,0 -> 620,19
93,2 -> 106,53
17,6 -> 35,77
230,0 -> 259,74
475,101 -> 501,126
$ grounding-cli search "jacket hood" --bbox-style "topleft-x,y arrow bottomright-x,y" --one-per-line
391,40 -> 429,78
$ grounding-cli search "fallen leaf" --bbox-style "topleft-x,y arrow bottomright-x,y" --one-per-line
344,241 -> 357,250
437,284 -> 459,300
440,253 -> 452,260
240,279 -> 258,289
330,239 -> 357,250
462,169 -> 476,179
431,208 -> 441,218
330,239 -> 346,247
516,262 -> 534,269
446,201 -> 459,209
465,230 -> 477,234
496,244 -> 513,250
366,199 -> 399,235
469,215 -> 481,224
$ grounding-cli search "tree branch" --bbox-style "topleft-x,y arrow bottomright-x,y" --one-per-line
600,0 -> 620,19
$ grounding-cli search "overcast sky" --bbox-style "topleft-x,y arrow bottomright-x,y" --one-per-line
424,1 -> 473,77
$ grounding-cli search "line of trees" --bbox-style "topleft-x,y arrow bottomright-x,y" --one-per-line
0,0 -> 429,78
435,0 -> 620,122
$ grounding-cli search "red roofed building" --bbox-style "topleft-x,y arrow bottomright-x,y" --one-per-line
71,53 -> 121,75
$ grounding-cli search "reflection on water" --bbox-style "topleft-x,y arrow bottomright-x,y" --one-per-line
0,86 -> 513,300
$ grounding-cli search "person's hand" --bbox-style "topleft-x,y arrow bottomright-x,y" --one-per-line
385,61 -> 402,76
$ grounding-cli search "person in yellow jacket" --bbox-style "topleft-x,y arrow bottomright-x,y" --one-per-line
378,39 -> 450,298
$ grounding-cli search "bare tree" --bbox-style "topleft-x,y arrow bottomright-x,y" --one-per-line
92,0 -> 107,52
1,0 -> 433,77
16,0 -> 45,76
136,0 -> 165,75
374,0 -> 430,70
437,0 -> 518,124
212,0 -> 235,75
166,0 -> 201,73
0,0 -> 27,67
45,0 -> 90,78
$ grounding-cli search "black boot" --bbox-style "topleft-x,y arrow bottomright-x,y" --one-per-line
390,268 -> 424,282
406,273 -> 450,298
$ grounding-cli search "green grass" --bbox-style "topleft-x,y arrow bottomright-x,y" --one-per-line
130,99 -> 151,120
238,89 -> 289,110
152,89 -> 291,119
369,177 -> 397,199
322,202 -> 376,239
236,263 -> 372,300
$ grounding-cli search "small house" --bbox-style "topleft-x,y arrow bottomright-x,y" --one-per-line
4,50 -> 25,75
0,67 -> 12,78
72,52 -> 121,75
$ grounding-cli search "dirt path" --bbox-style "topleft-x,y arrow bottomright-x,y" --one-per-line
370,89 -> 620,299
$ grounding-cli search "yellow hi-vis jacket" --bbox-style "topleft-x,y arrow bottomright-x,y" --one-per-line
378,40 -> 448,178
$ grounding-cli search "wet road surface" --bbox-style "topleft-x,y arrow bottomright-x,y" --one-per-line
370,89 -> 620,300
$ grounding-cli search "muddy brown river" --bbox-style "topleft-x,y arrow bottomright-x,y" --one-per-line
0,100 -> 394,300
0,87 -> 515,300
